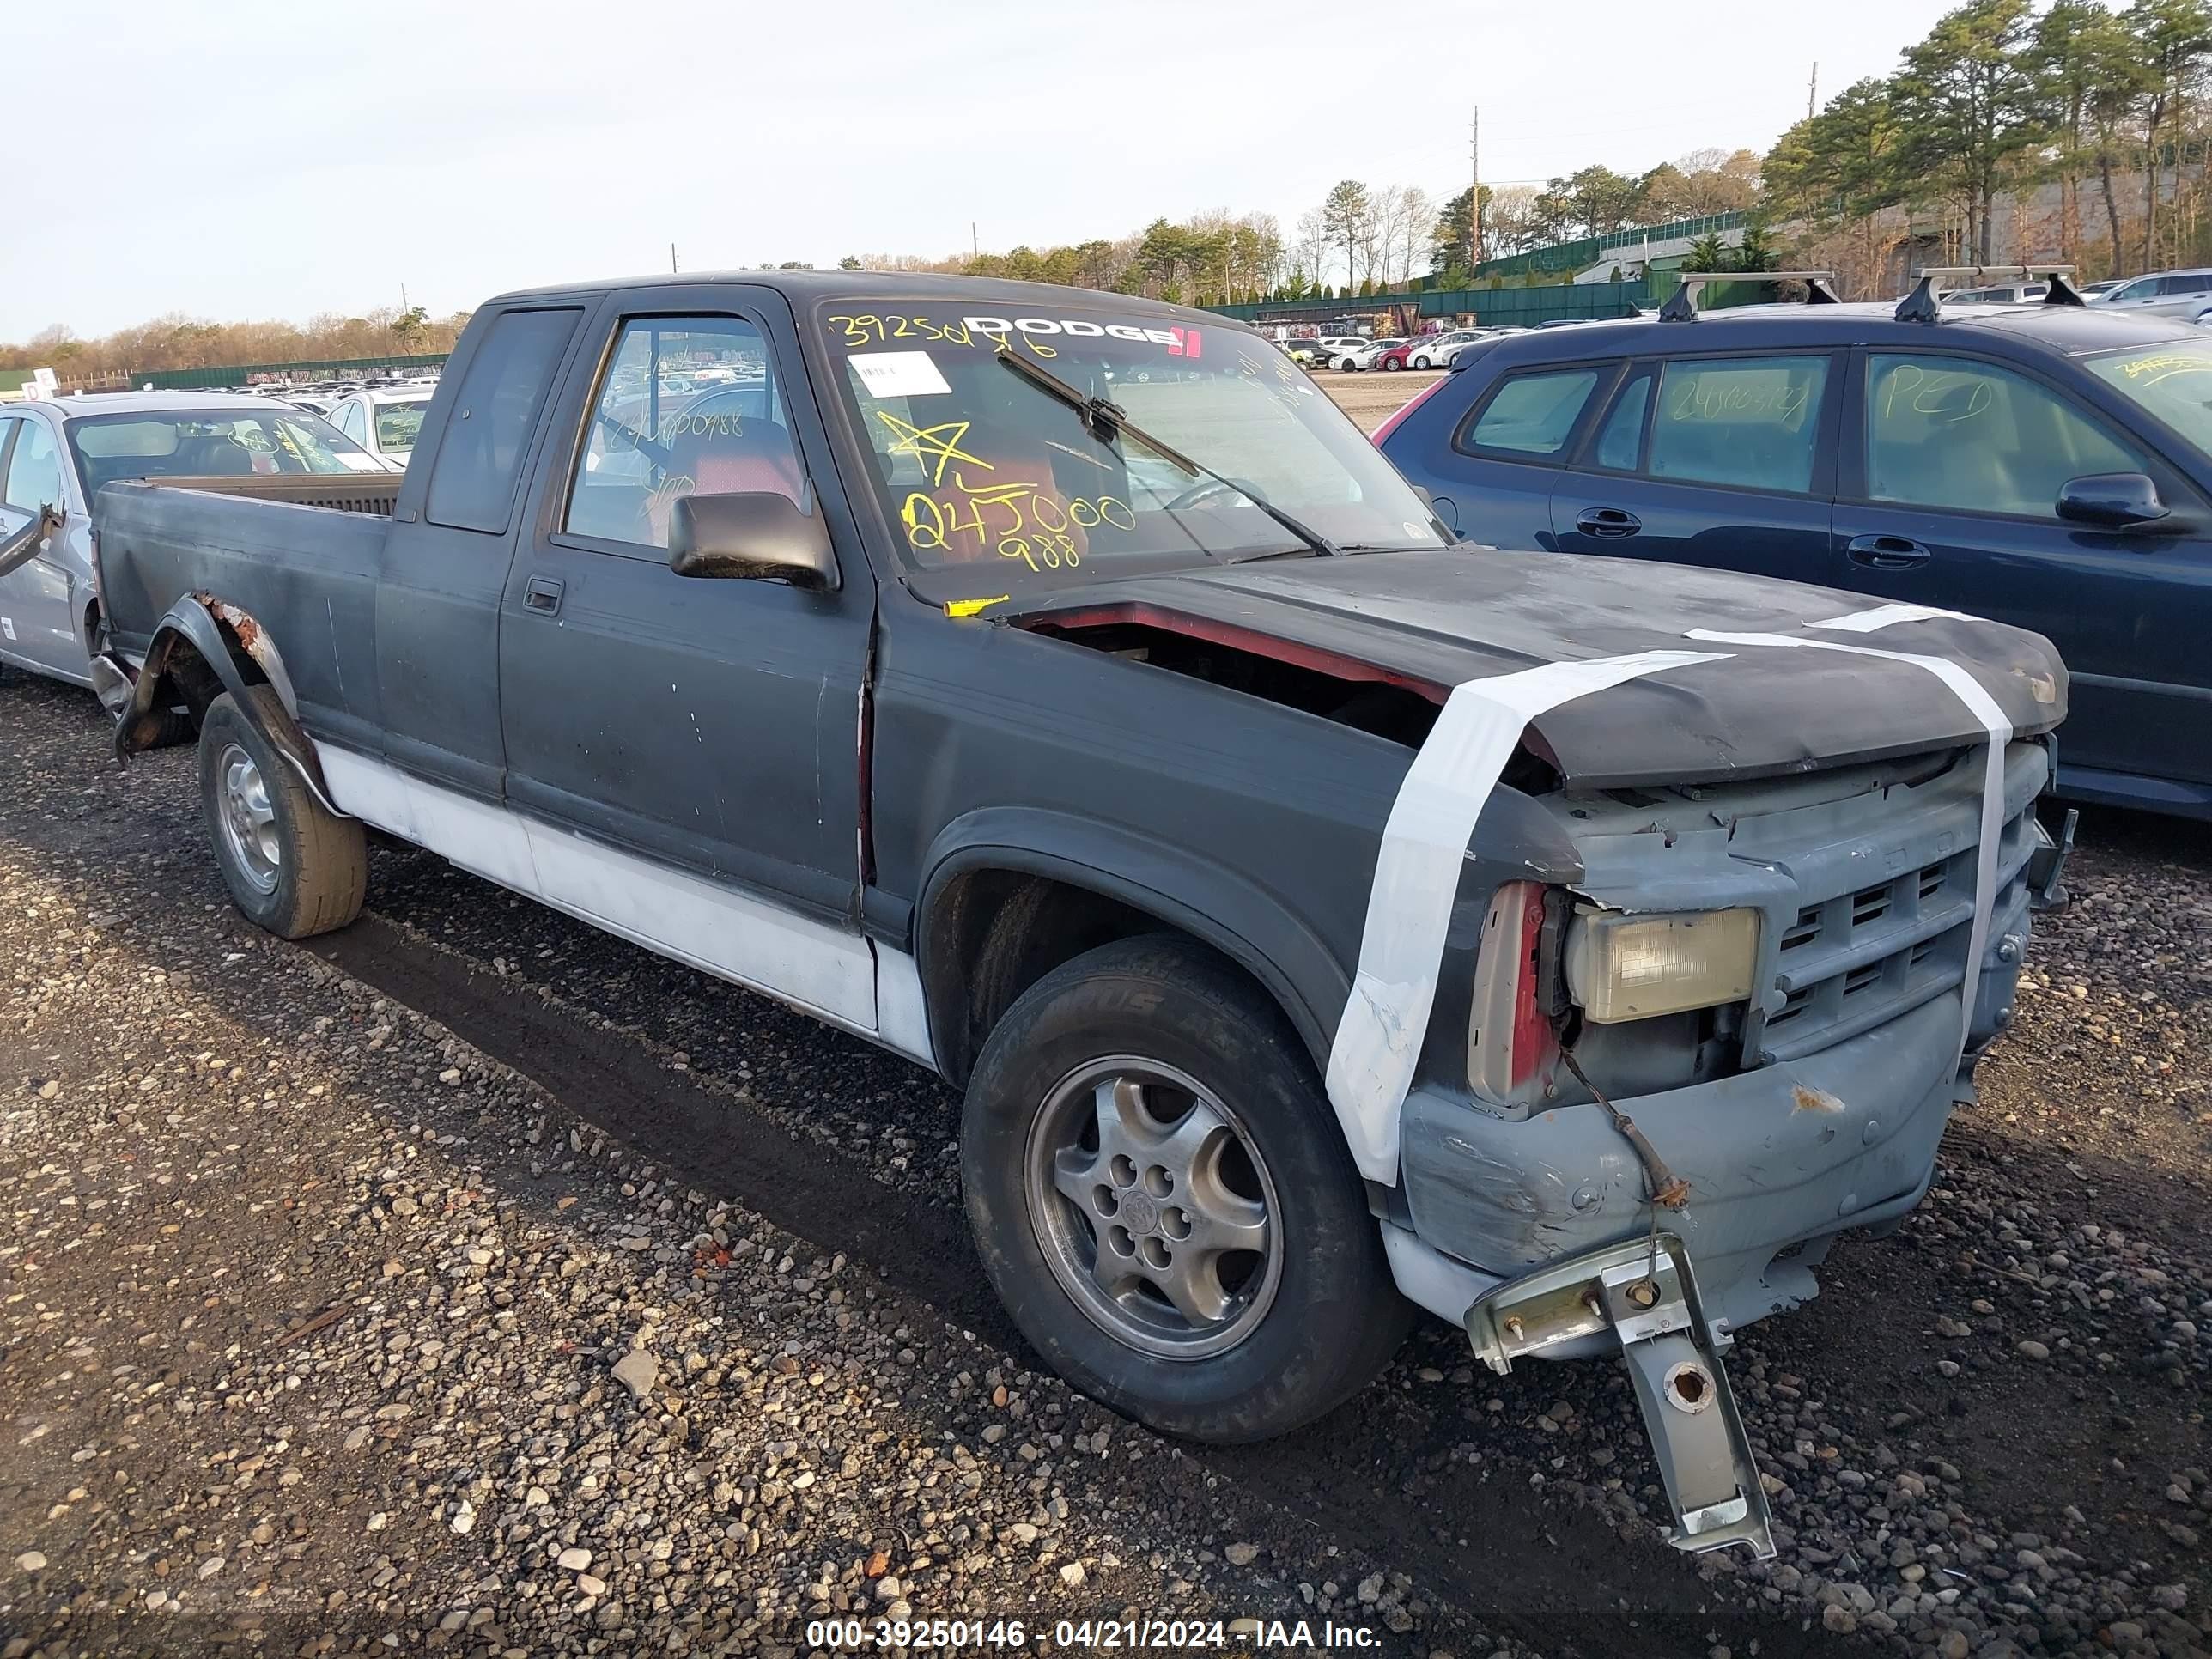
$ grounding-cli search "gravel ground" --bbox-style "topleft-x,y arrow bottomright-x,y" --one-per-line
0,378 -> 2206,1657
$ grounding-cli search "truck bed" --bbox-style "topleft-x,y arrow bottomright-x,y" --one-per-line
92,476 -> 398,680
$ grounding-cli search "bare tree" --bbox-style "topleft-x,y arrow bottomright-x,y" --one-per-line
1392,186 -> 1432,285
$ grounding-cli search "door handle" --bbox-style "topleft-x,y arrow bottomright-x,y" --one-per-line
523,575 -> 565,616
1574,507 -> 1642,539
1845,533 -> 1932,569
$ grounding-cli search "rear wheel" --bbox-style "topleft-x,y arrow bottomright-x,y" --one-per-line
198,686 -> 367,939
962,935 -> 1409,1443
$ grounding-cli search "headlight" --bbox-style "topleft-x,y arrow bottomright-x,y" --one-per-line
1562,908 -> 1760,1024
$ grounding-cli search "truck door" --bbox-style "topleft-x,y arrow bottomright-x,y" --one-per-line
498,286 -> 878,1026
375,305 -> 586,798
1832,348 -> 2212,801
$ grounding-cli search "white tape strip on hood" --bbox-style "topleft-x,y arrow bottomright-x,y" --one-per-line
1326,649 -> 1729,1182
1689,611 -> 2012,1062
1806,601 -> 1971,635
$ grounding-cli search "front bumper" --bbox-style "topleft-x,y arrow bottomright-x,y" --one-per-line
1401,989 -> 1972,1344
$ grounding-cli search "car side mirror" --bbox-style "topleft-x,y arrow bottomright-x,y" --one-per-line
0,503 -> 63,580
2057,472 -> 2171,532
667,492 -> 838,589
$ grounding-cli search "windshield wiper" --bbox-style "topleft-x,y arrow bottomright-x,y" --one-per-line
995,348 -> 1342,558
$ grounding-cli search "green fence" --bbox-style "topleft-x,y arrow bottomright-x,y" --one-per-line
125,351 -> 449,391
1468,210 -> 1748,283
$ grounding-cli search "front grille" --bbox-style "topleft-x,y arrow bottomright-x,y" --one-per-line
1747,767 -> 2036,1065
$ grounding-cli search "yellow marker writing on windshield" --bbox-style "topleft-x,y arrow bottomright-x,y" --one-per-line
945,595 -> 1012,618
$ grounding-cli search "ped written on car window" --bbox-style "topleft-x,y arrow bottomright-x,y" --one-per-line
818,301 -> 1450,594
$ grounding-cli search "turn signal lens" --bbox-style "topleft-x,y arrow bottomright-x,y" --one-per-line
1563,908 -> 1760,1024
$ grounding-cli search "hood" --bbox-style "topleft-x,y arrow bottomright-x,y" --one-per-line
1009,549 -> 2066,788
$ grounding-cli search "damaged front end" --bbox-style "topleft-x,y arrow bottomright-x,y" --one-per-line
1399,738 -> 2063,1559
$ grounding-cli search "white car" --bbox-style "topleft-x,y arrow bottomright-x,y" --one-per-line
1407,330 -> 1486,369
329,389 -> 434,465
1331,338 -> 1403,372
2089,268 -> 2212,326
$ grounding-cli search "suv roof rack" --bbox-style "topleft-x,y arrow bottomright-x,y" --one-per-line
1894,264 -> 2086,323
1656,270 -> 1843,322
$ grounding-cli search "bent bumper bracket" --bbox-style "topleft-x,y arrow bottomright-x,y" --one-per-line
1462,1231 -> 1775,1559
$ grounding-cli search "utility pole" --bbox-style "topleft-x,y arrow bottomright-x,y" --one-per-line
1808,62 -> 1818,120
400,282 -> 409,312
670,242 -> 678,274
971,222 -> 979,258
1469,106 -> 1481,275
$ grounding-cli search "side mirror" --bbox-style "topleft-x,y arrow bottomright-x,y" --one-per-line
2057,472 -> 2171,531
0,503 -> 63,580
667,492 -> 837,589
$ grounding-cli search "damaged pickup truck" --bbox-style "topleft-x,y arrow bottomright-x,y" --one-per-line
87,274 -> 2070,1557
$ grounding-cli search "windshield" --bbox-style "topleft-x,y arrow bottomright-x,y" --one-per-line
2086,342 -> 2212,458
817,300 -> 1449,596
66,407 -> 383,492
375,400 -> 429,452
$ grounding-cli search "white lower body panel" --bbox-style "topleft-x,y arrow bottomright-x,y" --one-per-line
313,744 -> 933,1067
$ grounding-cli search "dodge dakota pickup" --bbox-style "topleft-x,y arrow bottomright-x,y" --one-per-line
87,273 -> 2071,1558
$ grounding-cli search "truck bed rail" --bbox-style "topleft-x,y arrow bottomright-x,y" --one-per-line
119,474 -> 402,517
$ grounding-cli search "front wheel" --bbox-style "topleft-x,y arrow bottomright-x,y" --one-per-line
962,936 -> 1410,1443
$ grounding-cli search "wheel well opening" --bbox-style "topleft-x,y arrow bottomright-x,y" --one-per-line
118,617 -> 269,751
928,871 -> 1175,1087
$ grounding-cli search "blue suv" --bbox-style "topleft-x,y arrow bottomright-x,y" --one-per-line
1378,289 -> 2212,818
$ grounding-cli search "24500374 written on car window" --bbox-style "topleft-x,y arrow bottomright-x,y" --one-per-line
817,302 -> 1449,596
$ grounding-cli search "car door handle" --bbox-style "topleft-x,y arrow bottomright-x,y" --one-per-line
1574,507 -> 1641,538
1845,533 -> 1932,569
523,575 -> 565,616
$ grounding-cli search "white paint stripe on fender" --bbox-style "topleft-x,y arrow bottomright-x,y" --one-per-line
1686,629 -> 2012,1061
1325,649 -> 1730,1183
1807,602 -> 1972,635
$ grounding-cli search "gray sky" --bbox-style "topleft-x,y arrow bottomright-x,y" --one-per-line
6,0 -> 1961,341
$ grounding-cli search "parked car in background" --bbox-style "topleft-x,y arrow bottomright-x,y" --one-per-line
2088,268 -> 2212,326
1331,337 -> 1403,371
1408,329 -> 1487,369
330,387 -> 434,464
0,392 -> 388,697
1374,338 -> 1424,371
1378,291 -> 2212,817
2076,278 -> 2124,299
1284,337 -> 1349,368
81,273 -> 2072,1558
1946,282 -> 2050,304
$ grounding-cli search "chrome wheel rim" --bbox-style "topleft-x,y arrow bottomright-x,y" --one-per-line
216,743 -> 280,894
1024,1056 -> 1282,1360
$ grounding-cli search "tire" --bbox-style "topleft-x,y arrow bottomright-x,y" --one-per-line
198,686 -> 367,939
1383,356 -> 1402,371
143,705 -> 198,749
1411,356 -> 1431,370
962,935 -> 1410,1443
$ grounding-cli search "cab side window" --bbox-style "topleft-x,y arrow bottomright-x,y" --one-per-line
337,402 -> 368,446
426,307 -> 580,533
564,315 -> 801,552
1863,354 -> 2145,518
1458,368 -> 1601,458
1645,356 -> 1828,492
2,418 -> 63,513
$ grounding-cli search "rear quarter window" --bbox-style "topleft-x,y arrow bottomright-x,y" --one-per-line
1457,368 -> 1601,458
